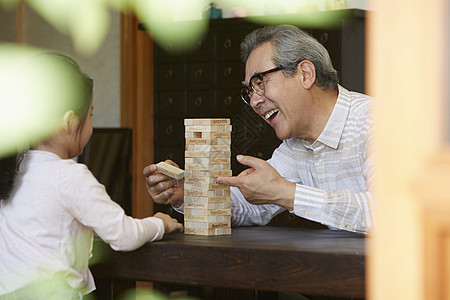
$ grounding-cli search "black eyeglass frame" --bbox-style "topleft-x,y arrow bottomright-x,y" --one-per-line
240,66 -> 283,105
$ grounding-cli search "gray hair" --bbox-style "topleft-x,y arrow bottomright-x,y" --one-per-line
240,25 -> 338,90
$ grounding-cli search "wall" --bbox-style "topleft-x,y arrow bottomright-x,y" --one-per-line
0,4 -> 121,128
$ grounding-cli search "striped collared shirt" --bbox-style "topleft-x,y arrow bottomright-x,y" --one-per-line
231,85 -> 375,234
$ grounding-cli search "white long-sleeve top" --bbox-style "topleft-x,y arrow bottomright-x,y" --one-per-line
0,150 -> 164,295
231,86 -> 375,234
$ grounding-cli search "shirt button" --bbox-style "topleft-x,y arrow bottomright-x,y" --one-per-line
304,211 -> 309,217
316,158 -> 323,165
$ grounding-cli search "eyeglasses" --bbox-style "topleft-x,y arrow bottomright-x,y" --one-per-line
240,67 -> 283,105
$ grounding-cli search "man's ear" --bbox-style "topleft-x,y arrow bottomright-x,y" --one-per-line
298,60 -> 316,90
62,110 -> 75,133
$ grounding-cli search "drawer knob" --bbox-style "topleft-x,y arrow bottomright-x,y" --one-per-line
165,125 -> 174,135
164,70 -> 173,80
223,96 -> 232,106
195,69 -> 203,79
224,67 -> 232,77
194,97 -> 203,107
223,39 -> 232,49
320,32 -> 329,44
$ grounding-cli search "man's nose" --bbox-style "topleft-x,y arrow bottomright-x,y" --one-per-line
250,92 -> 265,108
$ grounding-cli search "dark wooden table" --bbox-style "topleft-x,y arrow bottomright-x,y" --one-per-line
91,226 -> 365,299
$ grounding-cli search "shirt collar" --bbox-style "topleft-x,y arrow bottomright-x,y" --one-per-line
303,85 -> 351,150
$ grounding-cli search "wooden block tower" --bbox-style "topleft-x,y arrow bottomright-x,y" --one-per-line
184,118 -> 232,235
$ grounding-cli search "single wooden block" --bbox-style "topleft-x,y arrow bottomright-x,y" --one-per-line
184,182 -> 231,193
185,125 -> 232,133
184,181 -> 212,190
184,163 -> 230,171
184,176 -> 217,184
185,144 -> 230,151
155,161 -> 185,179
210,170 -> 233,177
184,195 -> 230,203
184,189 -> 216,197
185,131 -> 231,139
184,227 -> 231,236
185,151 -> 231,158
184,169 -> 232,178
184,221 -> 231,229
186,157 -> 230,165
184,182 -> 230,191
185,125 -> 224,132
184,118 -> 230,126
184,170 -> 217,178
184,201 -> 230,209
185,138 -> 231,146
184,119 -> 194,126
202,132 -> 232,139
208,183 -> 230,190
184,208 -> 231,216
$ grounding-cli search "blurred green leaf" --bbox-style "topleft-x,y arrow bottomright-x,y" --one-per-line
26,0 -> 110,55
0,44 -> 85,157
135,0 -> 209,53
0,0 -> 18,10
69,0 -> 110,55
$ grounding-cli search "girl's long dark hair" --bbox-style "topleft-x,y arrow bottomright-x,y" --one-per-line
0,154 -> 18,200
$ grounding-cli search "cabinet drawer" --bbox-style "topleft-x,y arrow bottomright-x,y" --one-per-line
187,62 -> 214,86
216,89 -> 243,117
312,29 -> 342,73
186,90 -> 216,116
155,91 -> 186,116
216,61 -> 244,87
186,31 -> 216,58
157,63 -> 185,87
216,30 -> 241,59
155,118 -> 184,144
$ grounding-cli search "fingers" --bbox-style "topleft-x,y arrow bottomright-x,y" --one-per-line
154,213 -> 184,233
163,159 -> 180,168
236,154 -> 265,169
216,175 -> 240,186
176,222 -> 184,232
143,164 -> 157,177
216,157 -> 256,186
144,160 -> 179,177
146,175 -> 174,204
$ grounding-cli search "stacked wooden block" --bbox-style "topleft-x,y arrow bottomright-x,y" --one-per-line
184,118 -> 232,236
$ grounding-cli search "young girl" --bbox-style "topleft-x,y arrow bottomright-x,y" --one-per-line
0,53 -> 183,298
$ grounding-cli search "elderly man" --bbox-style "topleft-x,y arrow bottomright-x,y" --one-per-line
144,24 -> 374,234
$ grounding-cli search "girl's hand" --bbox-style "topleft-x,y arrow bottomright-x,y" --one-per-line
154,212 -> 183,234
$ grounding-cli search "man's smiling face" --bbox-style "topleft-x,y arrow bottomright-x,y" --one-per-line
245,42 -> 309,141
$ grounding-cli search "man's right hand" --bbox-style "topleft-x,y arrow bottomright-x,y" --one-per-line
143,160 -> 184,208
